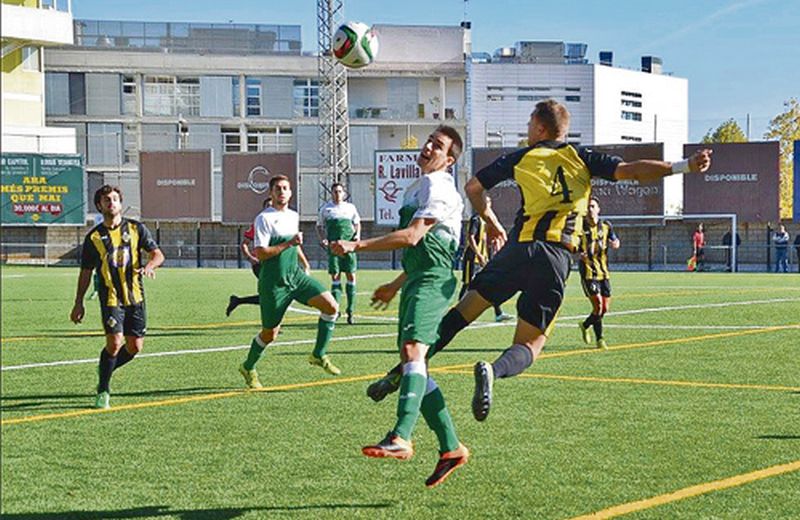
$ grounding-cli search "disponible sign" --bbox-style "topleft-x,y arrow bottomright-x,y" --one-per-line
684,142 -> 779,223
1,153 -> 85,225
222,153 -> 297,223
589,143 -> 664,215
140,150 -> 212,220
374,149 -> 456,226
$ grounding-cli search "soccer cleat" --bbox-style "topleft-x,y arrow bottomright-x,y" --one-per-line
308,354 -> 341,376
596,338 -> 608,350
94,391 -> 110,409
346,312 -> 355,325
472,361 -> 494,422
362,432 -> 414,460
238,364 -> 263,389
366,372 -> 401,402
494,312 -> 513,323
225,296 -> 239,317
425,443 -> 470,488
578,322 -> 592,345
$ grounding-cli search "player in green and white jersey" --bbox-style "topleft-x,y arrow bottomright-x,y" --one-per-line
316,183 -> 361,324
331,126 -> 469,488
238,175 -> 341,388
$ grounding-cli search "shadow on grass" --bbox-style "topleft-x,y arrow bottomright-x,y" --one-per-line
2,502 -> 393,519
0,387 -> 230,411
756,435 -> 800,440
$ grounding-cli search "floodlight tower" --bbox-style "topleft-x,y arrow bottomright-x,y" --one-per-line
317,0 -> 351,198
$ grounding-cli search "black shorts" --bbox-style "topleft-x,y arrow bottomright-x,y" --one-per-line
470,240 -> 571,334
100,304 -> 146,337
581,278 -> 612,298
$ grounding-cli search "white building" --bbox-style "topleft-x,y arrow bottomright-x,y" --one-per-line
469,43 -> 688,212
1,0 -> 75,154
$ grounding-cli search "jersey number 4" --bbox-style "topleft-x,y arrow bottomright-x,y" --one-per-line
550,166 -> 572,203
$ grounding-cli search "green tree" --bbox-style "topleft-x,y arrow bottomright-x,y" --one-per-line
763,98 -> 800,219
701,118 -> 748,143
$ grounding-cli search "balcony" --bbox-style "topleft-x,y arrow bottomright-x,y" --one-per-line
1,1 -> 73,47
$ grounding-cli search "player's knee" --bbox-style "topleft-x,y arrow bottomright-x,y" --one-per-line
259,328 -> 278,343
321,297 -> 339,316
400,342 -> 428,362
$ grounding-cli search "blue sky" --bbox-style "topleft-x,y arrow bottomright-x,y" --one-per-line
72,0 -> 799,142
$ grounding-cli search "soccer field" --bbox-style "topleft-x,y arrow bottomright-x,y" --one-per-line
2,266 -> 799,519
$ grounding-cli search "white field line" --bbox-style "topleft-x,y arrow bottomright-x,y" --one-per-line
3,298 -> 798,372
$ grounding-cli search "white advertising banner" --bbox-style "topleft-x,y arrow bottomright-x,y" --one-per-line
374,149 -> 457,226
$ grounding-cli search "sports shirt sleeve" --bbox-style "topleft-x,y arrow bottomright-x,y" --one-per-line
243,224 -> 255,241
80,233 -> 99,270
317,205 -> 326,226
350,203 -> 361,226
474,147 -> 532,190
412,175 -> 451,222
137,222 -> 159,252
577,147 -> 623,181
253,214 -> 272,249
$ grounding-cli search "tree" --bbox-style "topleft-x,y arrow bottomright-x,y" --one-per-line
763,98 -> 800,219
701,118 -> 748,143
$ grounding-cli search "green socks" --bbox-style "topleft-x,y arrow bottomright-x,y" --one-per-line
331,281 -> 343,304
312,313 -> 336,358
420,377 -> 460,453
393,361 -> 427,441
243,335 -> 267,370
345,281 -> 356,315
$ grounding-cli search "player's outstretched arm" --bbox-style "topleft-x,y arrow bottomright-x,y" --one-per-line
614,149 -> 712,184
140,248 -> 165,279
255,233 -> 303,261
371,273 -> 407,310
332,218 -> 435,255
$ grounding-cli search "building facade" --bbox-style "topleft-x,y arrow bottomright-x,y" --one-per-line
1,0 -> 75,153
43,20 -> 468,221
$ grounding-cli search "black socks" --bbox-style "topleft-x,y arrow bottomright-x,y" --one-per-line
492,344 -> 533,379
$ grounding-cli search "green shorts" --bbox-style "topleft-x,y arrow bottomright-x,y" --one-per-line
328,251 -> 357,275
397,268 -> 457,348
258,272 -> 327,329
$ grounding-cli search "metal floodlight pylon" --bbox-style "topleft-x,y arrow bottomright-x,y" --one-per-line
317,0 -> 351,205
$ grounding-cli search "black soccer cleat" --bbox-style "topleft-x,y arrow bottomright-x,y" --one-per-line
366,372 -> 401,402
471,361 -> 494,422
225,296 -> 239,317
347,312 -> 355,325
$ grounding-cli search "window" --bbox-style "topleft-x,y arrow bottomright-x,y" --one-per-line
518,95 -> 535,101
487,86 -> 504,92
565,95 -> 581,102
565,86 -> 581,92
123,123 -> 139,163
621,90 -> 643,98
487,95 -> 504,102
533,87 -> 551,91
621,135 -> 643,142
621,111 -> 642,121
143,76 -> 200,116
246,79 -> 261,116
22,47 -> 41,72
122,75 -> 137,115
247,127 -> 293,152
621,99 -> 642,108
232,77 -> 241,115
293,79 -> 319,118
222,127 -> 241,153
568,132 -> 582,139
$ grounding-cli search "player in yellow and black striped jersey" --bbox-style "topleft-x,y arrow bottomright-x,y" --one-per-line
364,99 -> 713,421
578,197 -> 620,349
70,185 -> 164,410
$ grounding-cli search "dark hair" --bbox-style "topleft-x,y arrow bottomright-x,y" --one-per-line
533,99 -> 570,138
269,175 -> 290,190
434,125 -> 463,161
331,182 -> 344,191
94,185 -> 122,211
262,197 -> 272,208
589,196 -> 601,206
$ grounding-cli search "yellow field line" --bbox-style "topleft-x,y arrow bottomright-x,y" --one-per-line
4,325 -> 796,426
1,373 -> 381,426
540,324 -> 799,360
569,459 -> 800,519
440,370 -> 800,393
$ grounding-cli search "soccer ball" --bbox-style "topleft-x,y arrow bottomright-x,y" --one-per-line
333,21 -> 379,69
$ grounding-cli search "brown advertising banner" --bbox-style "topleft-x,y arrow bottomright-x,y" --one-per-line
684,141 -> 779,223
222,153 -> 297,223
471,143 -> 664,228
590,143 -> 664,215
140,150 -> 212,220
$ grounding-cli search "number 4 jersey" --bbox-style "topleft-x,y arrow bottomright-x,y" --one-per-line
476,141 -> 621,252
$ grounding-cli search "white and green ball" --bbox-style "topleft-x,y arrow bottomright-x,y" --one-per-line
333,21 -> 379,69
